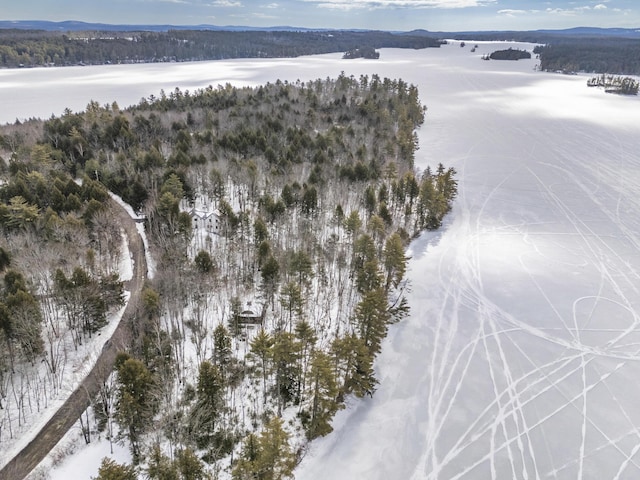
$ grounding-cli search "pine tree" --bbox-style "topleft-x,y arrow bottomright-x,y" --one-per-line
212,324 -> 232,370
191,360 -> 225,449
232,433 -> 260,480
272,331 -> 301,413
256,416 -> 297,480
294,320 -> 317,403
92,457 -> 137,480
249,329 -> 274,405
354,288 -> 391,356
114,353 -> 157,460
279,281 -> 303,332
175,448 -> 207,480
146,445 -> 179,480
383,232 -> 408,290
232,417 -> 296,480
305,350 -> 342,440
331,333 -> 377,399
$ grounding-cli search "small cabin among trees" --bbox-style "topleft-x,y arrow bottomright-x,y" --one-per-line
190,208 -> 222,234
237,300 -> 265,326
238,309 -> 263,325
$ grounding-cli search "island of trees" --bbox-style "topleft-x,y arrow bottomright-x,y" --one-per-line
343,46 -> 380,59
587,74 -> 639,95
488,48 -> 531,61
0,73 -> 457,479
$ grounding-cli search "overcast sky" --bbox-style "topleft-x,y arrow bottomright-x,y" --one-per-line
3,0 -> 639,31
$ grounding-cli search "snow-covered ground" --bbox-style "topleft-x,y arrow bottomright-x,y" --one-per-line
4,42 -> 640,478
0,231 -> 132,470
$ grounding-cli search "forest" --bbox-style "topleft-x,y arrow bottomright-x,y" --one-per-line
533,38 -> 640,75
0,29 -> 442,67
0,73 -> 457,479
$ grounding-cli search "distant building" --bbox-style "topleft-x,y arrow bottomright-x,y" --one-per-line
238,301 -> 265,326
190,208 -> 221,234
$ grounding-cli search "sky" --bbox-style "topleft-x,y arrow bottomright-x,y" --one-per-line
2,0 -> 640,32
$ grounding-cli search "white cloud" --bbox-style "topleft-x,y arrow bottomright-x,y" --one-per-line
498,9 -> 531,16
209,0 -> 243,6
545,7 -> 578,15
263,2 -> 280,7
304,0 -> 496,11
542,3 -> 617,16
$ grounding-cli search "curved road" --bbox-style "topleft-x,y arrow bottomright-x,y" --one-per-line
0,198 -> 147,480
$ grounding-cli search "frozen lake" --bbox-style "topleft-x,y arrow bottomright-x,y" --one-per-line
4,43 -> 640,479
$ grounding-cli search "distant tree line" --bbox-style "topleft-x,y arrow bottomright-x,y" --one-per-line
0,29 -> 441,67
533,38 -> 640,75
435,30 -> 640,76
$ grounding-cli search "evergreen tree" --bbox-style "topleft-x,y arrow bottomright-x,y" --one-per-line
212,324 -> 232,370
272,331 -> 301,412
249,329 -> 274,405
279,281 -> 303,332
304,350 -> 342,440
354,288 -> 391,356
383,232 -> 408,290
175,448 -> 207,480
93,457 -> 137,480
232,433 -> 260,480
294,320 -> 317,403
146,445 -> 179,480
191,360 -> 225,449
331,333 -> 377,398
261,255 -> 280,307
114,353 -> 157,460
256,416 -> 297,480
232,417 -> 296,479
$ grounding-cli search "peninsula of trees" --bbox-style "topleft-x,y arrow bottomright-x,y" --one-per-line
0,29 -> 441,68
0,73 -> 456,478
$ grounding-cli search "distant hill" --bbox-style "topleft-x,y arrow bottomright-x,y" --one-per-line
534,27 -> 640,38
0,20 -> 352,33
1,21 -> 639,39
403,27 -> 640,41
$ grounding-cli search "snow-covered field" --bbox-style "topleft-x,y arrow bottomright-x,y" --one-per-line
3,42 -> 640,478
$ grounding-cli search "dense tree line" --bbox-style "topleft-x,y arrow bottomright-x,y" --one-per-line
533,38 -> 640,75
0,29 -> 442,68
0,72 -> 457,478
431,30 -> 640,76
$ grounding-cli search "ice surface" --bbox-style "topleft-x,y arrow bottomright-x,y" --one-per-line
3,42 -> 640,479
297,43 -> 640,480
